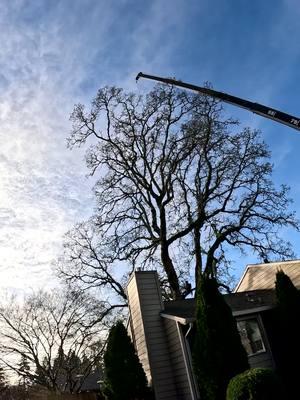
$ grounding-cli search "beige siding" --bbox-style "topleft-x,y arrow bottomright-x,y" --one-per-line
236,260 -> 300,292
164,319 -> 194,399
127,272 -> 178,400
248,351 -> 274,369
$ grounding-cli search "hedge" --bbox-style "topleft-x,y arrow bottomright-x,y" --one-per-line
226,368 -> 283,400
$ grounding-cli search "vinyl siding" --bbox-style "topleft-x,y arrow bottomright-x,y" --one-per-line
236,260 -> 300,292
248,351 -> 274,369
164,319 -> 194,399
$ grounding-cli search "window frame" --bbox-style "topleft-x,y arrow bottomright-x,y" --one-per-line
236,315 -> 266,357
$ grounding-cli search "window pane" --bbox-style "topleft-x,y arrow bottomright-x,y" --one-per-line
237,319 -> 265,356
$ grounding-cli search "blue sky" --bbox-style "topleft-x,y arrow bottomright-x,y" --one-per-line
0,0 -> 299,291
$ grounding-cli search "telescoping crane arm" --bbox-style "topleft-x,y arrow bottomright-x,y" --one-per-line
136,72 -> 300,132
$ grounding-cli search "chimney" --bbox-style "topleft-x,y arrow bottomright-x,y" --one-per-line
127,271 -> 178,400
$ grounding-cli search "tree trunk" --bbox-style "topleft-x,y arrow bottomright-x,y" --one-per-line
161,245 -> 181,299
194,226 -> 202,291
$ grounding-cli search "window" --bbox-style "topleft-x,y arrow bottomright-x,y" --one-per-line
237,318 -> 265,356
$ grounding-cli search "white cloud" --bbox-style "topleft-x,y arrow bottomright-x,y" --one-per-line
0,2 -> 99,291
0,0 -> 189,292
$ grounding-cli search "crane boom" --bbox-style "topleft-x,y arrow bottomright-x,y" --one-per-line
136,72 -> 300,132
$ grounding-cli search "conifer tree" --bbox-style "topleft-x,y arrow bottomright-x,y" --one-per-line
18,355 -> 31,388
0,366 -> 6,394
193,276 -> 249,400
103,321 -> 150,400
275,270 -> 300,312
275,270 -> 300,396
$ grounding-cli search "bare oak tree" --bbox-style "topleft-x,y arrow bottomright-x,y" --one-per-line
0,289 -> 106,393
60,84 -> 299,300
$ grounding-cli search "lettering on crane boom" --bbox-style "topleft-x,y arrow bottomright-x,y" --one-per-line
136,73 -> 300,132
290,118 -> 300,126
218,93 -> 300,130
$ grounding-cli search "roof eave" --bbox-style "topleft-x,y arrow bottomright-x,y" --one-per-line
160,313 -> 195,325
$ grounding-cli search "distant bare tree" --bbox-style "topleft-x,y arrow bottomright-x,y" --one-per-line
59,84 -> 299,300
59,221 -> 128,314
0,289 -> 106,393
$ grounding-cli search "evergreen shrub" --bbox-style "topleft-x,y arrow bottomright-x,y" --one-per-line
193,276 -> 249,400
103,320 -> 151,400
226,368 -> 283,400
275,270 -> 300,396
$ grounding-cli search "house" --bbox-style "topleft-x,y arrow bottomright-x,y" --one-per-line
127,260 -> 300,400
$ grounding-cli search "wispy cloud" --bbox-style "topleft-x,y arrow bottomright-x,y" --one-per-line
0,0 -> 299,291
0,0 -> 192,291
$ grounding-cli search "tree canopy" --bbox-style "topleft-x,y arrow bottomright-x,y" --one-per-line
0,289 -> 105,393
59,84 -> 298,301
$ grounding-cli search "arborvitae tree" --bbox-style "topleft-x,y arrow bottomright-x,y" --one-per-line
52,347 -> 67,392
18,355 -> 31,389
193,276 -> 249,400
34,357 -> 50,388
0,366 -> 6,393
103,321 -> 150,400
65,350 -> 82,393
275,270 -> 300,311
275,270 -> 300,396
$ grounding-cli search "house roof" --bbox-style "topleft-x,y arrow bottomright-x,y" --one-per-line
161,260 -> 300,324
161,289 -> 276,324
80,369 -> 103,393
235,259 -> 300,292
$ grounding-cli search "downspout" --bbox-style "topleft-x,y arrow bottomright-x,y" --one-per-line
185,322 -> 193,339
177,322 -> 199,400
185,323 -> 200,399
